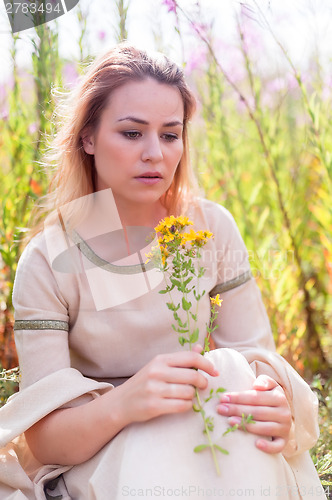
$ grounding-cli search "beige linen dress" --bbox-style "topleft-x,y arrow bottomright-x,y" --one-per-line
0,195 -> 326,499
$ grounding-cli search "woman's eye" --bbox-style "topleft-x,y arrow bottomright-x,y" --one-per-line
162,133 -> 179,142
122,131 -> 141,140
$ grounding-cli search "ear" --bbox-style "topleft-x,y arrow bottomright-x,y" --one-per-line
81,131 -> 95,155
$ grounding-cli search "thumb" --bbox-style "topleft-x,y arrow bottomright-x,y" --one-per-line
192,344 -> 204,354
253,374 -> 278,391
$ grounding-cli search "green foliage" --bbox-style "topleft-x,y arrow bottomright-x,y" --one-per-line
174,3 -> 332,378
0,366 -> 19,406
310,376 -> 332,489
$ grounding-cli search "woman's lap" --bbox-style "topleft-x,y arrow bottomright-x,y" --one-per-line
64,348 -> 299,499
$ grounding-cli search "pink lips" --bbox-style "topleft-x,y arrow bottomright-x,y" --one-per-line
135,171 -> 162,185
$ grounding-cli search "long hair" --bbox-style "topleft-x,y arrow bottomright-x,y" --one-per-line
29,44 -> 198,238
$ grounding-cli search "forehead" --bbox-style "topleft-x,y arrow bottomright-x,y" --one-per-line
103,78 -> 184,122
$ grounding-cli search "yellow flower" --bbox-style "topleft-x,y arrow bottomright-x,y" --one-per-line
155,215 -> 194,234
176,215 -> 193,227
181,229 -> 197,245
180,229 -> 214,246
210,294 -> 223,307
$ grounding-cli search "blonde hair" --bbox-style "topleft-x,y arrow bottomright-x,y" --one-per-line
30,44 -> 198,238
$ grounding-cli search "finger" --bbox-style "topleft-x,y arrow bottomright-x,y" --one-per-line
226,417 -> 287,438
149,397 -> 194,417
255,436 -> 286,454
161,382 -> 196,400
166,352 -> 219,377
192,344 -> 204,354
217,403 -> 285,422
219,390 -> 283,407
164,367 -> 209,391
219,389 -> 279,406
253,375 -> 279,391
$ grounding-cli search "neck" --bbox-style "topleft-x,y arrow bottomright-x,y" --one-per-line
115,199 -> 168,229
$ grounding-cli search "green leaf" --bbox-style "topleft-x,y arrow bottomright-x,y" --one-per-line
182,297 -> 192,311
248,181 -> 263,207
177,327 -> 190,334
183,276 -> 193,286
245,414 -> 255,425
192,403 -> 201,412
216,387 -> 226,394
223,425 -> 237,436
214,444 -> 229,455
159,289 -> 168,295
170,278 -> 182,289
193,444 -> 209,453
189,327 -> 199,344
198,267 -> 205,278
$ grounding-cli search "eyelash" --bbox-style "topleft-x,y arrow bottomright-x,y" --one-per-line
121,131 -> 179,142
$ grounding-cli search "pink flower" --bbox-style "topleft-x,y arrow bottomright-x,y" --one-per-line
190,21 -> 208,39
239,4 -> 263,55
185,46 -> 207,74
0,104 -> 9,121
162,0 -> 177,13
63,63 -> 79,86
98,30 -> 106,41
28,122 -> 38,134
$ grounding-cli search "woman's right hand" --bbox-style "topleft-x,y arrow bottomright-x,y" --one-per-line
25,347 -> 218,466
115,348 -> 219,425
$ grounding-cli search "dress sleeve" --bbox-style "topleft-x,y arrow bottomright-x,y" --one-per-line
0,230 -> 112,448
205,201 -> 319,457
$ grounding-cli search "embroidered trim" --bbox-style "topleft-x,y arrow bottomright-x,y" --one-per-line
14,320 -> 69,332
209,270 -> 252,296
71,231 -> 155,275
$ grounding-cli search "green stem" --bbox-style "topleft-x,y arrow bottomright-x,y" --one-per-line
195,389 -> 220,475
177,250 -> 192,346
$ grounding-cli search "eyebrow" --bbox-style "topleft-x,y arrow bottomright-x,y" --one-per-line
117,116 -> 183,127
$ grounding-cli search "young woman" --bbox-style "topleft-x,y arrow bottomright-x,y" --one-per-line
0,44 -> 326,499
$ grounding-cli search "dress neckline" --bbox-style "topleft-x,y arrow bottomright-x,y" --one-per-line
70,229 -> 156,275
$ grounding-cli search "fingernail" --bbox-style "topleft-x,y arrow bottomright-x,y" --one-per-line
219,395 -> 230,403
213,369 -> 219,376
229,417 -> 241,425
218,404 -> 229,414
256,439 -> 266,450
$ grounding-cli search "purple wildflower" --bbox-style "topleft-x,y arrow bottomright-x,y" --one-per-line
162,0 -> 177,13
185,46 -> 207,74
63,63 -> 79,86
28,122 -> 38,134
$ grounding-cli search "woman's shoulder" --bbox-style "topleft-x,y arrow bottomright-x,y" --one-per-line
191,197 -> 238,229
18,224 -> 59,265
15,222 -> 71,288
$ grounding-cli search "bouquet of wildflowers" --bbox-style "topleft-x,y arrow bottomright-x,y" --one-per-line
147,215 -> 227,474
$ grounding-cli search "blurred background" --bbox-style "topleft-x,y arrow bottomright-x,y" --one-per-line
0,0 -> 331,486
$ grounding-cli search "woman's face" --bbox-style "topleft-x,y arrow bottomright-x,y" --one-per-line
83,78 -> 184,214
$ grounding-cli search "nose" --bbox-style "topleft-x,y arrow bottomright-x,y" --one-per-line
141,134 -> 163,163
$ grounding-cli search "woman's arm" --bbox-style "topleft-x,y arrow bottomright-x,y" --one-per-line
25,349 -> 218,465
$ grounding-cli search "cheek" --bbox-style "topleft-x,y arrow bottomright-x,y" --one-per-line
175,144 -> 184,167
168,142 -> 184,167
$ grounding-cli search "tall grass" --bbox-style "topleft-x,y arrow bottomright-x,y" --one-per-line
170,1 -> 332,377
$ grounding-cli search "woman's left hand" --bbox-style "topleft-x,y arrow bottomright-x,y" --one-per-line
216,374 -> 292,454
